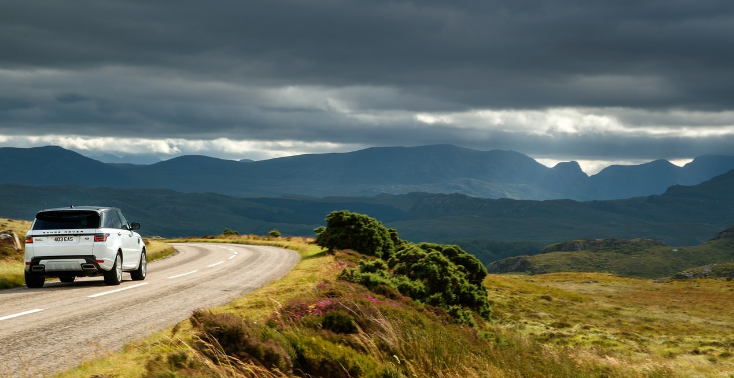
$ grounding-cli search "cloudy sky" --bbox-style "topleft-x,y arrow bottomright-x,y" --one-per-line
2,0 -> 734,173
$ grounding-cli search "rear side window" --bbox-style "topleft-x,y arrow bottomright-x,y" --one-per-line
33,211 -> 100,230
117,211 -> 130,230
102,211 -> 123,229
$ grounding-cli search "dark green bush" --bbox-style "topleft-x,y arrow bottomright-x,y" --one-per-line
322,311 -> 358,334
319,212 -> 491,324
342,242 -> 491,322
269,229 -> 281,238
222,228 -> 239,236
447,305 -> 477,327
315,210 -> 396,259
358,259 -> 388,274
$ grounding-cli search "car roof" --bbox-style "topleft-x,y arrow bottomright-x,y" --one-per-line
38,206 -> 121,213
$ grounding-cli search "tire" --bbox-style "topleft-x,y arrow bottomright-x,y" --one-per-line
130,250 -> 146,281
59,276 -> 75,283
104,253 -> 123,286
25,270 -> 45,288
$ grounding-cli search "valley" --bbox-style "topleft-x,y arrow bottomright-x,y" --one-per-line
2,145 -> 734,377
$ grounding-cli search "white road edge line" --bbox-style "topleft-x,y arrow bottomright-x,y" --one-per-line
228,255 -> 236,260
87,283 -> 149,298
167,270 -> 199,279
207,261 -> 225,268
0,309 -> 44,321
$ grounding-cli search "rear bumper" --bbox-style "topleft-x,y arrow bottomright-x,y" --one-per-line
26,255 -> 108,277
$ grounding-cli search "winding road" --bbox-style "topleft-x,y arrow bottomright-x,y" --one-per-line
0,243 -> 301,378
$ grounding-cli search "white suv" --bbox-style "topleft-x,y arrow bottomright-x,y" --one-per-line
24,206 -> 146,288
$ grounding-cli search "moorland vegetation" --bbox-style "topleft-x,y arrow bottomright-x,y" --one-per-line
3,209 -> 734,377
487,228 -> 734,278
50,211 -> 734,378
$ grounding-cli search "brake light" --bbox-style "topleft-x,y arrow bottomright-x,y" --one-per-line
94,233 -> 110,242
25,236 -> 33,244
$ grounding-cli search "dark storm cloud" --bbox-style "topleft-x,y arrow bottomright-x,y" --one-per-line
4,0 -> 734,108
1,0 -> 734,161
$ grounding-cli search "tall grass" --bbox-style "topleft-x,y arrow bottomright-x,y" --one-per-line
0,217 -> 30,289
0,262 -> 23,289
50,236 -> 730,378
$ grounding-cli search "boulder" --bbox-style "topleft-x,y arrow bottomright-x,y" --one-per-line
486,256 -> 533,274
541,238 -> 666,253
712,225 -> 734,240
0,230 -> 22,251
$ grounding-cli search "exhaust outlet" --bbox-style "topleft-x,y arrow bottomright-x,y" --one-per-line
81,264 -> 96,270
31,265 -> 45,272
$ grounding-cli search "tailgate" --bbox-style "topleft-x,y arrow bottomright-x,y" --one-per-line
27,231 -> 96,257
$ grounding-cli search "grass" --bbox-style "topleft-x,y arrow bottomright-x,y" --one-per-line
486,272 -> 734,377
53,235 -> 335,378
49,235 -> 732,378
143,238 -> 177,262
0,217 -> 32,289
489,236 -> 734,278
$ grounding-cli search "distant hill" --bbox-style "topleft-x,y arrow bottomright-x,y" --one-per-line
485,228 -> 734,279
1,167 -> 733,248
88,153 -> 162,165
0,146 -> 138,188
2,145 -> 734,200
590,155 -> 734,199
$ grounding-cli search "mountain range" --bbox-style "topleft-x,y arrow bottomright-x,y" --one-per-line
2,145 -> 734,201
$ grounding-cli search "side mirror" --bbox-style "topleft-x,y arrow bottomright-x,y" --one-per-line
130,222 -> 141,231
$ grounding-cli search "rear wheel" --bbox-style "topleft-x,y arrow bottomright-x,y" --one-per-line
59,276 -> 75,283
104,253 -> 123,286
130,250 -> 146,281
25,270 -> 45,288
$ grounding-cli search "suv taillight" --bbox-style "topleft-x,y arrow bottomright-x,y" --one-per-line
25,236 -> 33,244
94,233 -> 110,242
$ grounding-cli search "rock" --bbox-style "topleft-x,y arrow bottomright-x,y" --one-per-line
0,230 -> 21,251
673,264 -> 718,279
712,225 -> 734,240
486,256 -> 533,274
541,238 -> 666,253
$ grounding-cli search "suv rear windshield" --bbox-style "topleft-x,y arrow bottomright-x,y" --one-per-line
33,211 -> 101,230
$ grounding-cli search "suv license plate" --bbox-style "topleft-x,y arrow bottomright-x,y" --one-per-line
53,236 -> 76,243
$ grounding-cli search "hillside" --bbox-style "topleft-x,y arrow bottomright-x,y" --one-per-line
486,225 -> 734,278
1,169 -> 734,248
53,238 -> 734,378
2,145 -> 734,201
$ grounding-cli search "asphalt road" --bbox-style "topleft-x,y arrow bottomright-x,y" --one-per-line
0,243 -> 301,378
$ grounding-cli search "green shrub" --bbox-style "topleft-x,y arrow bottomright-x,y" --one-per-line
222,228 -> 239,236
358,259 -> 388,274
341,242 -> 491,323
318,212 -> 491,324
389,244 -> 491,319
322,311 -> 358,334
269,229 -> 281,238
447,305 -> 477,327
315,210 -> 397,259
